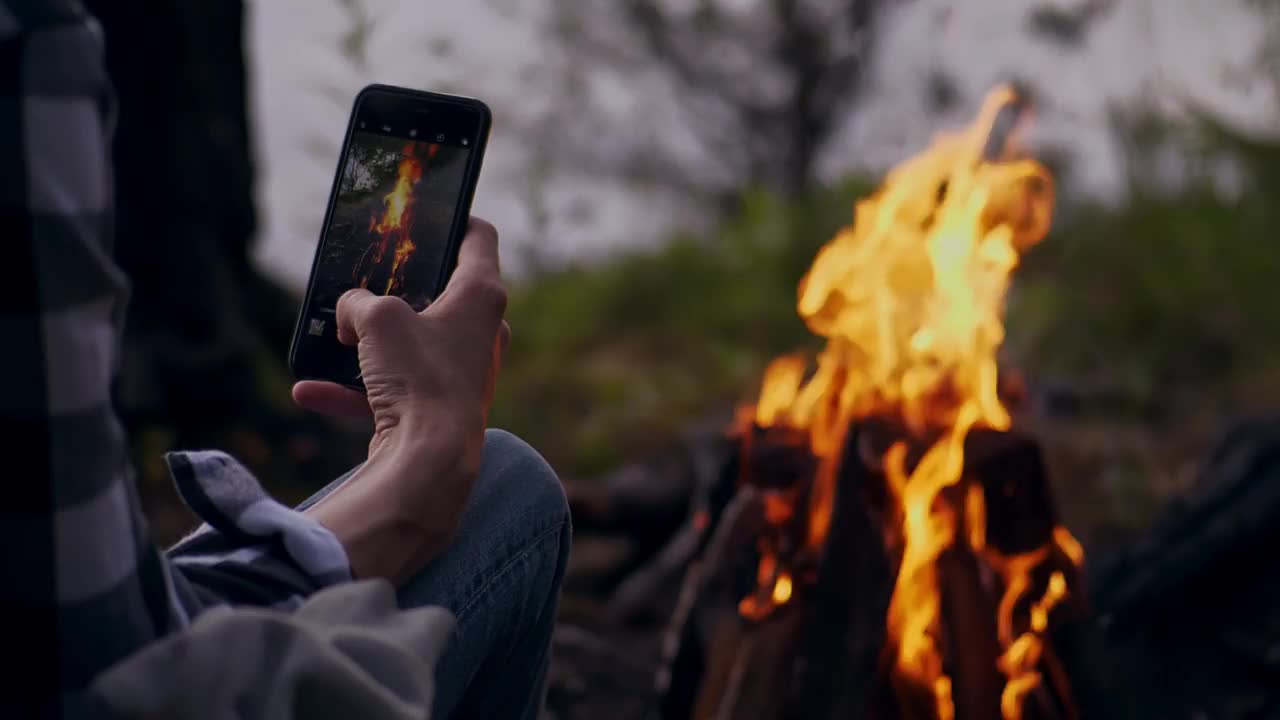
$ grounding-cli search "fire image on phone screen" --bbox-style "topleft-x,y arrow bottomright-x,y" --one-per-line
310,130 -> 471,316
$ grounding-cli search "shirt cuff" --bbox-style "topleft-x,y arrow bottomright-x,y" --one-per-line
163,450 -> 353,599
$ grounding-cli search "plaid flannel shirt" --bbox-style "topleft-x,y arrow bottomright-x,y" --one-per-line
1,2 -> 352,717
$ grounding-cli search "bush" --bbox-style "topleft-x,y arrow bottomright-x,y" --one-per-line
490,178 -> 875,477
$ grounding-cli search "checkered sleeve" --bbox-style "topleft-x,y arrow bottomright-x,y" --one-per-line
1,6 -> 358,714
0,2 -> 190,716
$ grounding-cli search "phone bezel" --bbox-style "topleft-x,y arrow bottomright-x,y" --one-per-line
288,83 -> 493,390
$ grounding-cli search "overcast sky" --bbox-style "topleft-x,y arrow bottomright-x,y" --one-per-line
247,0 -> 1277,289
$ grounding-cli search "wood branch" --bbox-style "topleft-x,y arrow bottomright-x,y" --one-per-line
619,0 -> 768,115
554,0 -> 880,193
967,428 -> 1066,556
658,487 -> 761,720
785,424 -> 894,720
936,540 -> 1004,720
1093,415 -> 1280,624
982,86 -> 1033,161
611,519 -> 707,624
547,624 -> 657,720
1076,414 -> 1280,719
690,610 -> 809,720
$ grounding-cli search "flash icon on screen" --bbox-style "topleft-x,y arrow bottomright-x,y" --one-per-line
308,318 -> 325,336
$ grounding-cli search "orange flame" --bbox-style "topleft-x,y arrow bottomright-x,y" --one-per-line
737,86 -> 1080,720
360,143 -> 438,296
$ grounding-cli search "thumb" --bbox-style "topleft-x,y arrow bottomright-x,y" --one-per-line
335,288 -> 416,346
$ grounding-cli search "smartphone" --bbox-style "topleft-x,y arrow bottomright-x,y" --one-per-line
289,84 -> 491,389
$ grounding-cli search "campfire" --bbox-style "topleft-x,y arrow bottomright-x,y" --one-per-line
656,86 -> 1089,720
356,142 -> 438,296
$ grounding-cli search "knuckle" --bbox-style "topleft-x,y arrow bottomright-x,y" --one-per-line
336,288 -> 369,311
470,216 -> 499,244
475,279 -> 508,314
363,296 -> 411,329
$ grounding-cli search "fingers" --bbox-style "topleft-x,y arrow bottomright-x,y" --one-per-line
454,217 -> 501,281
336,287 -> 417,345
432,216 -> 508,319
292,381 -> 373,418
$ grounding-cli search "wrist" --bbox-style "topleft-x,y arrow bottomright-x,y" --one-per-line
305,430 -> 462,583
374,402 -> 471,457
370,412 -> 484,532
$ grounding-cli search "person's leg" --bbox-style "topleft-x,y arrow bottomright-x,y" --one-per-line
296,429 -> 571,720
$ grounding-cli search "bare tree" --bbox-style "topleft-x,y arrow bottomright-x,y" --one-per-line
547,0 -> 879,200
1024,0 -> 1115,48
1247,0 -> 1280,116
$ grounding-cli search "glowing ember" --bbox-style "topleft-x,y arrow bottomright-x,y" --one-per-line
772,573 -> 794,604
735,85 -> 1084,720
358,142 -> 438,297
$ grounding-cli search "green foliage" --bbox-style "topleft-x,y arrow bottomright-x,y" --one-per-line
490,177 -> 875,476
1006,117 -> 1280,406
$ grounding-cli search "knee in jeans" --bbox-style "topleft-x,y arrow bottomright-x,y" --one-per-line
478,428 -> 569,534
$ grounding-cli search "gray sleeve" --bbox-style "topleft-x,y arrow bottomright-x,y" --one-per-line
88,580 -> 454,720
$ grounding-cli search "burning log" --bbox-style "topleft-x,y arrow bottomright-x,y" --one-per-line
659,425 -> 1085,720
781,424 -> 894,720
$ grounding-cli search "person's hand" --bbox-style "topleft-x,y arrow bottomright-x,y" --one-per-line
294,217 -> 510,457
294,218 -> 510,581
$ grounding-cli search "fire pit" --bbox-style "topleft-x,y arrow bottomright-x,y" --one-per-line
655,86 -> 1088,720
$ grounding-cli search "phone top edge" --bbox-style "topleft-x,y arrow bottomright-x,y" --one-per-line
355,83 -> 492,115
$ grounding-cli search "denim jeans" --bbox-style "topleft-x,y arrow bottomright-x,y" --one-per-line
296,429 -> 571,720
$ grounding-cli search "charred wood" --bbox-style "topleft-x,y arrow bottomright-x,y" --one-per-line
549,413 -> 1280,720
666,421 -> 1089,720
1084,415 -> 1280,719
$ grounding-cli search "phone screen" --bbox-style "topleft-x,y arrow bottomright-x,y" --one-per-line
306,129 -> 472,329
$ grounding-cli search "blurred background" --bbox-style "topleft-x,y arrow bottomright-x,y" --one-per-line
102,0 -> 1280,549
87,1 -> 1280,716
